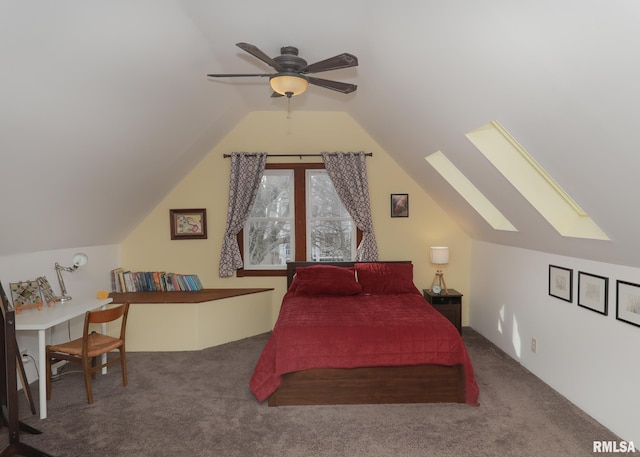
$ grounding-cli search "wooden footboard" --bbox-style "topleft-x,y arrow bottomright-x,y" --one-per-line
268,364 -> 465,406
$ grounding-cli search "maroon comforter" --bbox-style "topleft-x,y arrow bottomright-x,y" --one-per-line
250,290 -> 480,405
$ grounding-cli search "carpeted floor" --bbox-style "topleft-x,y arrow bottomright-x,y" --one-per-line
1,328 -> 620,456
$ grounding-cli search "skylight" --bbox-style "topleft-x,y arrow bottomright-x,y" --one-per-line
465,121 -> 609,240
425,151 -> 517,232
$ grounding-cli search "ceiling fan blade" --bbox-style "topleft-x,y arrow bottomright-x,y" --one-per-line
236,42 -> 285,72
301,53 -> 358,74
308,77 -> 357,94
207,73 -> 272,78
270,91 -> 284,98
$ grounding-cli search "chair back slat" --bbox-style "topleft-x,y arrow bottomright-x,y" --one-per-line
84,302 -> 130,343
87,303 -> 129,324
87,303 -> 128,324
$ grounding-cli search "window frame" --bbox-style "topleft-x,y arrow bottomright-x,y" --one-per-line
236,162 -> 360,277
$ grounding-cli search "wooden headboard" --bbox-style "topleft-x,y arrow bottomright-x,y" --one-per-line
286,261 -> 412,288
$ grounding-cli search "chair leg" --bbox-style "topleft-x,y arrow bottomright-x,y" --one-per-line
82,357 -> 93,404
45,349 -> 52,401
91,356 -> 97,380
120,348 -> 127,387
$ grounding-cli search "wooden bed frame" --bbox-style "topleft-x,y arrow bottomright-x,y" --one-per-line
267,261 -> 466,407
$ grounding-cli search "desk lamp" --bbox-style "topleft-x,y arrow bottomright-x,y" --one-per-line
55,253 -> 88,302
429,246 -> 449,294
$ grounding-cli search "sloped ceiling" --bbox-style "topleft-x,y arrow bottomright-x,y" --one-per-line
2,1 -> 639,267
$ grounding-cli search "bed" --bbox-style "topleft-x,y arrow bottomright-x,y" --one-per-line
249,261 -> 480,407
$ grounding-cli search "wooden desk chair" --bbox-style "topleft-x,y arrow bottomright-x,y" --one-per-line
45,302 -> 130,404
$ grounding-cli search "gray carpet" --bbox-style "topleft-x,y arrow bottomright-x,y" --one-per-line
2,328 -> 619,456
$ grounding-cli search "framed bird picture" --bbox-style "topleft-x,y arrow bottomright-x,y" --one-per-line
170,208 -> 207,240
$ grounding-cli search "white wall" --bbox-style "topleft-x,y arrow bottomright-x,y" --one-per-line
0,244 -> 119,384
470,240 -> 640,444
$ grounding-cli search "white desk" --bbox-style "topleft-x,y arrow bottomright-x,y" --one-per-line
15,296 -> 112,419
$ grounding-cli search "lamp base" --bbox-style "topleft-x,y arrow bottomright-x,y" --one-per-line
430,270 -> 448,294
58,295 -> 72,302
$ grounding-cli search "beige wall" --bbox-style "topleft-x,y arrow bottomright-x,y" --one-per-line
120,111 -> 471,347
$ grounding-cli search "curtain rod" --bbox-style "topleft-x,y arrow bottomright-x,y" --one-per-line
223,153 -> 373,158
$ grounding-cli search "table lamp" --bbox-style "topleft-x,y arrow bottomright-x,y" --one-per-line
429,246 -> 449,294
54,253 -> 88,302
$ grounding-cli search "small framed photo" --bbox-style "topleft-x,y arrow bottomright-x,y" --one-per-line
549,265 -> 572,302
10,280 -> 43,312
391,193 -> 409,217
577,271 -> 608,315
616,280 -> 640,328
37,276 -> 59,305
170,208 -> 207,240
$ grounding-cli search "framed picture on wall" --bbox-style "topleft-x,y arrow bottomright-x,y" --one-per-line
577,271 -> 608,315
170,208 -> 207,240
390,194 -> 408,217
549,265 -> 572,302
616,280 -> 640,328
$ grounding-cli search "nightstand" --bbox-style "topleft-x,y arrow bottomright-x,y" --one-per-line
423,288 -> 463,334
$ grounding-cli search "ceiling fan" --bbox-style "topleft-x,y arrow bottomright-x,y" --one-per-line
207,42 -> 358,98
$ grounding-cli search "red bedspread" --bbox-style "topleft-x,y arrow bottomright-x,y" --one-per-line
250,290 -> 480,405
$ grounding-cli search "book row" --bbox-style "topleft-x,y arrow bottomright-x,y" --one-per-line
110,268 -> 203,293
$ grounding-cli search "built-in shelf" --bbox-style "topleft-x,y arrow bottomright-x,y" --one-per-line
108,288 -> 273,304
108,288 -> 275,352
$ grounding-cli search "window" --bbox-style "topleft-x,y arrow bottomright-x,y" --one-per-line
466,121 -> 609,240
240,163 -> 357,275
306,169 -> 356,262
244,169 -> 294,270
425,150 -> 517,231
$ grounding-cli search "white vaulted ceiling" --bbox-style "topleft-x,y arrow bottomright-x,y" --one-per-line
2,1 -> 640,267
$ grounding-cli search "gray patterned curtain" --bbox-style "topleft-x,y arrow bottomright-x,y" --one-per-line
219,152 -> 268,277
322,152 -> 378,261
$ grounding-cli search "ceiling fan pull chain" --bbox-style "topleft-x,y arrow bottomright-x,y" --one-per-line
287,94 -> 291,119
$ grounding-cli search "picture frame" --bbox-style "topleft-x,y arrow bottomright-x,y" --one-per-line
390,193 -> 409,217
170,208 -> 207,240
548,265 -> 572,302
10,280 -> 43,313
37,276 -> 58,305
577,271 -> 608,315
616,280 -> 640,328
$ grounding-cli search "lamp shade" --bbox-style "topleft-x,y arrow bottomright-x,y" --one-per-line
269,74 -> 309,96
430,246 -> 449,265
72,252 -> 88,268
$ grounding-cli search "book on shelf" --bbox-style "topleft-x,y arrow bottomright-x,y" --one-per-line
110,268 -> 203,293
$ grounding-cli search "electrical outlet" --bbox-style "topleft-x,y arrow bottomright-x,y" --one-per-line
531,338 -> 537,353
21,350 -> 31,364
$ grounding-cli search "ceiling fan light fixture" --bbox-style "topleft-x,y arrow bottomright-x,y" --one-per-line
269,73 -> 309,97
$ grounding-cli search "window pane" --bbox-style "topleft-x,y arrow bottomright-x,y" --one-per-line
246,220 -> 292,267
309,220 -> 354,262
244,170 -> 294,270
307,170 -> 356,262
309,172 -> 350,218
250,173 -> 291,218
